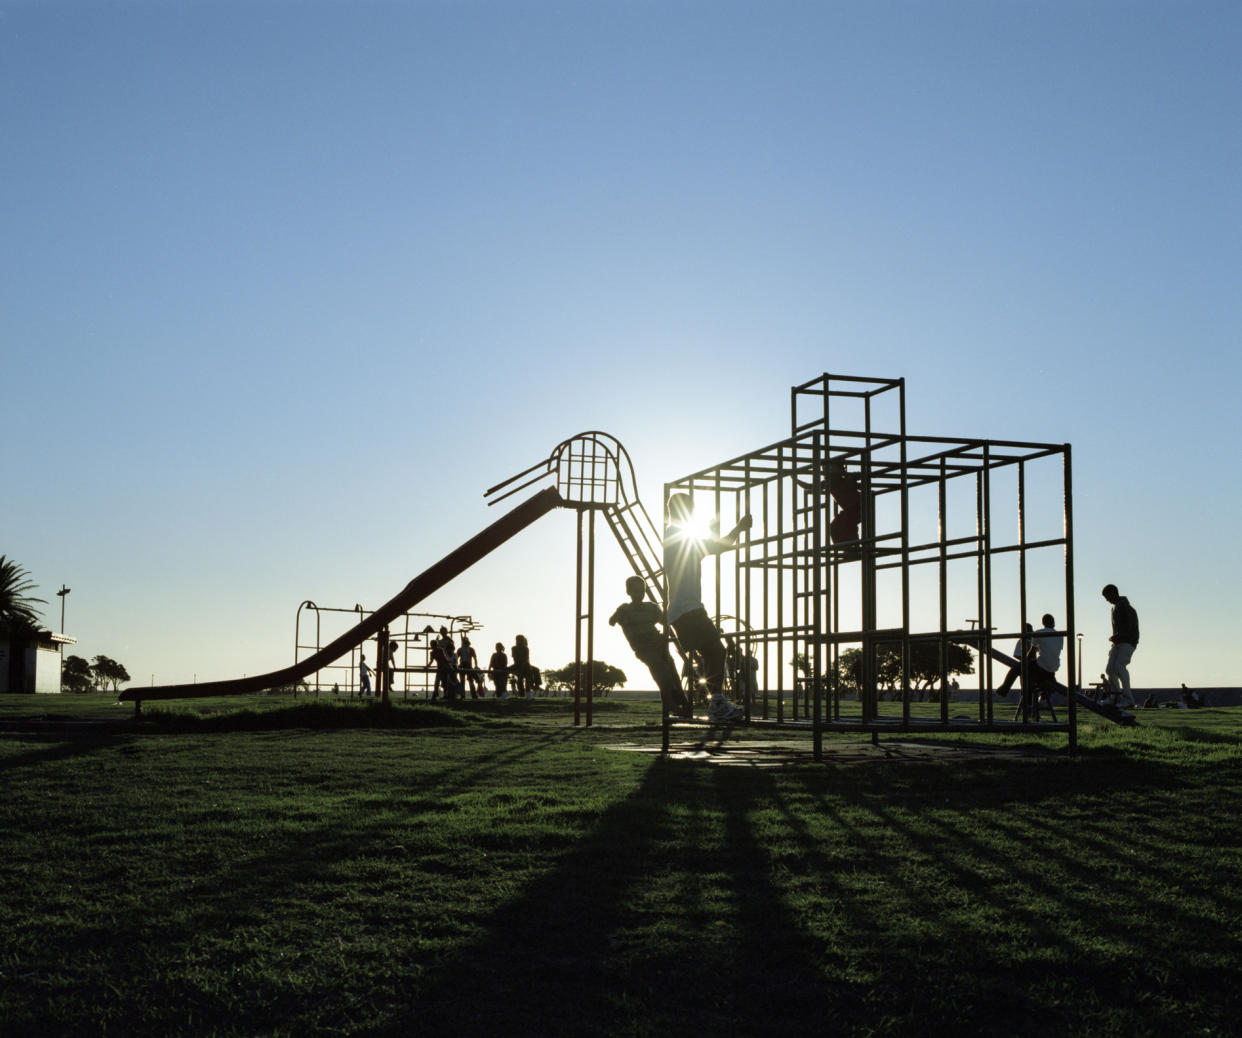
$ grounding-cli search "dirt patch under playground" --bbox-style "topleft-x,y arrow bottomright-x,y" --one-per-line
605,736 -> 1065,767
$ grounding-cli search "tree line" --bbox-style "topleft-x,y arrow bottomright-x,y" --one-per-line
795,641 -> 975,701
62,654 -> 131,693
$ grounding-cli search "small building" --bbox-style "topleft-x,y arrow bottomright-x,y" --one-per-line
0,630 -> 76,693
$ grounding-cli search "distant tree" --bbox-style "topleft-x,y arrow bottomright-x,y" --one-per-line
834,648 -> 864,693
91,655 -> 130,692
62,654 -> 94,692
826,642 -> 973,700
908,642 -> 974,698
542,661 -> 628,696
0,555 -> 45,634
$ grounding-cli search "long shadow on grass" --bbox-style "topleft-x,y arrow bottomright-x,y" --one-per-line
774,750 -> 1242,1034
387,740 -> 1242,1037
0,732 -> 134,773
373,753 -> 838,1037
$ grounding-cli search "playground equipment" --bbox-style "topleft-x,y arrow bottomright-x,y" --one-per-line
488,375 -> 1110,755
293,604 -> 483,698
120,372 -> 1119,756
486,431 -> 667,725
661,372 -> 1091,753
119,487 -> 562,712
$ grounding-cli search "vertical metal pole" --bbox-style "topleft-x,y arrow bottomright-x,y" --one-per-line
776,444 -> 785,724
586,505 -> 596,727
981,446 -> 994,721
1064,445 -> 1078,751
1017,460 -> 1029,722
755,476 -> 765,720
812,431 -> 823,761
378,626 -> 390,706
861,397 -> 876,726
294,604 -> 303,673
899,379 -> 911,727
939,457 -> 950,724
574,507 -> 584,727
741,460 -> 753,718
314,607 -> 322,695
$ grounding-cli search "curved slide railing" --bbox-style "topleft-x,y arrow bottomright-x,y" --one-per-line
120,487 -> 563,705
484,430 -> 667,604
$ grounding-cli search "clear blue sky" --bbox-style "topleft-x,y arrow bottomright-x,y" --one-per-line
4,1 -> 1239,691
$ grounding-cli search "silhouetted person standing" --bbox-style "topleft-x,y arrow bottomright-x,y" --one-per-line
663,493 -> 751,723
432,626 -> 455,697
1102,584 -> 1139,707
457,635 -> 482,698
512,634 -> 533,700
385,641 -> 399,697
489,642 -> 509,698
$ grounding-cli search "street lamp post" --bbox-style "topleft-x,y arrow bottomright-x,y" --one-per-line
56,584 -> 71,633
56,585 -> 71,667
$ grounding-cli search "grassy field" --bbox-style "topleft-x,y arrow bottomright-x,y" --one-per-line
1,693 -> 1240,1036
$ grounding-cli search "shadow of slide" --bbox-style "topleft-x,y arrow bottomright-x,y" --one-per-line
374,757 -> 836,1036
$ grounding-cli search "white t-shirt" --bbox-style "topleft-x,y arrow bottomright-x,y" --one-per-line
1032,626 -> 1063,673
663,526 -> 707,624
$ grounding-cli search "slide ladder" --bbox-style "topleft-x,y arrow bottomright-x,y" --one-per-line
603,498 -> 666,606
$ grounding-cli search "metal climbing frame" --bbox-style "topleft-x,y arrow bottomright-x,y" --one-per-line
294,601 -> 482,698
666,373 -> 1079,754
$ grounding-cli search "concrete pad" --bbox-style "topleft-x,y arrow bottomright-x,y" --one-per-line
605,738 -> 1058,767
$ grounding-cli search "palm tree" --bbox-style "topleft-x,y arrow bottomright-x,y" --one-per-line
0,556 -> 46,634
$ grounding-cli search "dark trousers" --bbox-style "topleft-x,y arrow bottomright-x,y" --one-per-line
672,608 -> 726,696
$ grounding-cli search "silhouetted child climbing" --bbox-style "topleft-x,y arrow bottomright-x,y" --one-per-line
798,458 -> 864,551
609,576 -> 692,718
826,459 -> 863,546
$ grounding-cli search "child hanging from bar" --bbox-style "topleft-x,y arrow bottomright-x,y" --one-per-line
797,457 -> 864,552
609,575 -> 692,718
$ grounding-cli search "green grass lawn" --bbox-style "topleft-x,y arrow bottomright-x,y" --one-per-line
1,694 -> 1239,1036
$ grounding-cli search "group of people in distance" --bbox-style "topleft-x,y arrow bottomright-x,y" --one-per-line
437,628 -> 541,700
355,628 -> 541,701
486,634 -> 540,700
994,584 -> 1141,716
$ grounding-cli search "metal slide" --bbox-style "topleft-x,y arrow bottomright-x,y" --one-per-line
120,487 -> 563,703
